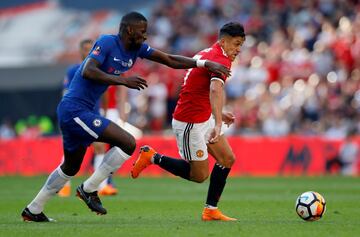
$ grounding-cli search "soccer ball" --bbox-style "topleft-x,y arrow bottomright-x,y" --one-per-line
295,191 -> 326,221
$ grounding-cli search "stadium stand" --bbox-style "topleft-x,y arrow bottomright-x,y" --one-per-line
0,0 -> 359,136
0,0 -> 359,175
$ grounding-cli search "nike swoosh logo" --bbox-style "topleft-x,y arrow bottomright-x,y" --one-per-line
114,57 -> 121,61
147,46 -> 151,51
78,187 -> 91,204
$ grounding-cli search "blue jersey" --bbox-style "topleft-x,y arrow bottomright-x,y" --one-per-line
63,64 -> 80,92
63,63 -> 104,112
63,34 -> 154,110
57,34 -> 154,151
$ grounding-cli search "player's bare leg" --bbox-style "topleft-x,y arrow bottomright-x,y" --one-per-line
78,122 -> 134,214
203,135 -> 236,221
132,145 -> 236,221
133,143 -> 236,221
188,160 -> 209,183
22,146 -> 87,222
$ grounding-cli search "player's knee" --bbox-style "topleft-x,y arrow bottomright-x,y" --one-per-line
219,154 -> 236,168
226,154 -> 236,167
60,163 -> 80,176
118,136 -> 136,156
126,136 -> 136,154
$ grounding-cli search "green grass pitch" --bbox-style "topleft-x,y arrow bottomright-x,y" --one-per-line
0,176 -> 359,237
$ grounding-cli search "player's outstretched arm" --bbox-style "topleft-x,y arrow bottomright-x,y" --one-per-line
145,49 -> 231,77
82,58 -> 147,90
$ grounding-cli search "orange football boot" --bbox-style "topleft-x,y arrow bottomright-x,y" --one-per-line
99,184 -> 118,196
58,184 -> 71,197
131,146 -> 156,178
201,208 -> 237,221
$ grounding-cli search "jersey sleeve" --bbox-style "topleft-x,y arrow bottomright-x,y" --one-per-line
63,65 -> 77,90
137,43 -> 154,58
208,56 -> 232,84
63,73 -> 70,90
88,35 -> 113,65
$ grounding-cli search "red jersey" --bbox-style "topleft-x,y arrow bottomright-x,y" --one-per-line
107,85 -> 117,109
173,42 -> 232,123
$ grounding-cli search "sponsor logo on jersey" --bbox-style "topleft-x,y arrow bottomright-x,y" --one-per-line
93,119 -> 102,127
114,58 -> 133,68
196,150 -> 204,158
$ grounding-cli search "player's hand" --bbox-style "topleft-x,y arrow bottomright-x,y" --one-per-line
122,76 -> 148,90
205,61 -> 231,77
222,112 -> 235,127
208,125 -> 221,144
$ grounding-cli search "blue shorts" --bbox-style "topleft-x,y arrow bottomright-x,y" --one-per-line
57,100 -> 110,151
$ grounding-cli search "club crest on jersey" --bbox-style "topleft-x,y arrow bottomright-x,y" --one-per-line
196,150 -> 204,158
93,119 -> 102,127
92,46 -> 101,56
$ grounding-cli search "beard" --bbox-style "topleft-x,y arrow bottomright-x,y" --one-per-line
129,38 -> 142,50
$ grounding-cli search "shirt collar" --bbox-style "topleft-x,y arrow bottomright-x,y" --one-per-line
214,42 -> 229,58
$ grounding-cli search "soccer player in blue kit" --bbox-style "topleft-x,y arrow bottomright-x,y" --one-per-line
58,39 -> 118,197
21,11 -> 231,222
57,39 -> 94,198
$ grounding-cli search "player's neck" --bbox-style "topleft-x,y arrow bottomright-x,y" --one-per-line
118,34 -> 131,51
122,41 -> 132,51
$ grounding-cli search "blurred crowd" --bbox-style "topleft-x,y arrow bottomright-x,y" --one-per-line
0,115 -> 54,139
1,0 -> 360,140
122,0 -> 360,138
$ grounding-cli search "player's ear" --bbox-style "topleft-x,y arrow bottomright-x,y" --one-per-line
219,37 -> 226,48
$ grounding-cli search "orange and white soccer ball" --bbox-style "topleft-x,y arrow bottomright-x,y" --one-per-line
295,191 -> 326,221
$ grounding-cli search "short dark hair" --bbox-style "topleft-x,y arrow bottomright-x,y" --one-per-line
219,22 -> 245,38
79,39 -> 93,48
119,11 -> 147,34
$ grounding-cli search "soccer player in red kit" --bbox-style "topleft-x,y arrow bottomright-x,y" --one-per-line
131,22 -> 245,221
